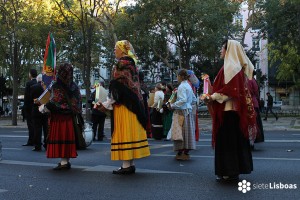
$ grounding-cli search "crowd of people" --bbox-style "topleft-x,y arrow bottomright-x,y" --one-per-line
20,39 -> 271,182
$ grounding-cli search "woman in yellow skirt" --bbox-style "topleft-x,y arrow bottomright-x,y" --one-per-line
97,40 -> 150,174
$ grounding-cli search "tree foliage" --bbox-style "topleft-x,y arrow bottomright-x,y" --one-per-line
260,0 -> 300,88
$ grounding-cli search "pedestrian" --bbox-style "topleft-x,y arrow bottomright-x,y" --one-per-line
96,40 -> 150,174
170,69 -> 197,160
23,69 -> 37,146
204,40 -> 255,182
30,74 -> 48,151
162,83 -> 174,139
39,63 -> 82,170
248,71 -> 264,148
264,92 -> 278,121
150,83 -> 165,140
88,87 -> 106,141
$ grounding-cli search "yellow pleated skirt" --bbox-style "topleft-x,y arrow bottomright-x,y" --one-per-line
111,105 -> 151,160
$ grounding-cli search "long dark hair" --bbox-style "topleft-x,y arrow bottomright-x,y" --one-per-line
222,39 -> 228,50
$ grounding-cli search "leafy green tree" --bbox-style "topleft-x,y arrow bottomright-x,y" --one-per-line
260,0 -> 300,88
0,0 -> 52,125
112,0 -> 239,83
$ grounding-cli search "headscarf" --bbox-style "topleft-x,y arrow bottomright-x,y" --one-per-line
115,40 -> 138,64
224,40 -> 254,84
47,63 -> 82,114
187,70 -> 200,88
210,40 -> 256,147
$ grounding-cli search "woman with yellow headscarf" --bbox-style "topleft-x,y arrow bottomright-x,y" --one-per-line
97,40 -> 150,174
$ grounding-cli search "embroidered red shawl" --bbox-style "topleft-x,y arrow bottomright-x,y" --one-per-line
211,66 -> 256,147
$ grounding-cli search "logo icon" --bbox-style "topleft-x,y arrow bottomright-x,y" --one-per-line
238,180 -> 251,193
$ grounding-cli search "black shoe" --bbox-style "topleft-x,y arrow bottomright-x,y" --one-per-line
22,143 -> 33,146
53,162 -> 71,170
131,165 -> 136,173
216,175 -> 239,182
32,147 -> 42,151
97,138 -> 103,141
276,116 -> 278,121
263,118 -> 267,121
112,166 -> 135,175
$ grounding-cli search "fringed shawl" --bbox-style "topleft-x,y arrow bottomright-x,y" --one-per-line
109,56 -> 146,129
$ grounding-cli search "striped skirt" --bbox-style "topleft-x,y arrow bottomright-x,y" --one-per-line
173,109 -> 196,151
111,105 -> 150,161
46,114 -> 77,158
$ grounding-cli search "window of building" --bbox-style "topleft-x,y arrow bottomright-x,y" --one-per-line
252,38 -> 260,51
234,14 -> 243,27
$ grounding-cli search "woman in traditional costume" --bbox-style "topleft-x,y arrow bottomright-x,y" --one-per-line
98,40 -> 150,174
248,71 -> 264,147
39,63 -> 82,170
187,70 -> 200,141
170,69 -> 197,160
150,83 -> 165,140
204,40 -> 256,181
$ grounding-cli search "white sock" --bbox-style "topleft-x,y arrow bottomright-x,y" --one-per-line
60,158 -> 69,165
122,160 -> 131,168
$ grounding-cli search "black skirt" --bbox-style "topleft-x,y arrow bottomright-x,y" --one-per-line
151,109 -> 164,140
215,111 -> 253,176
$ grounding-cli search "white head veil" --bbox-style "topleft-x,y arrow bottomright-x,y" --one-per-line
224,40 -> 254,84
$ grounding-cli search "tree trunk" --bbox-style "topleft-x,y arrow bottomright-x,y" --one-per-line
11,40 -> 19,126
85,23 -> 93,121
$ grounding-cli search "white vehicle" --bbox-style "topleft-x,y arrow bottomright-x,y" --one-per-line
273,101 -> 282,110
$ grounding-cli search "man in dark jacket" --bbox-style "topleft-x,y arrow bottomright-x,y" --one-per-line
264,92 -> 278,121
23,69 -> 37,146
88,89 -> 106,141
30,74 -> 48,151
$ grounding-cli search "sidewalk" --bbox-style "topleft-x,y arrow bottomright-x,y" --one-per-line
1,116 -> 299,131
199,116 -> 300,132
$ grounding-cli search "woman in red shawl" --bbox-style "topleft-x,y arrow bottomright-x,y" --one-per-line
205,40 -> 256,182
39,63 -> 82,170
97,40 -> 150,174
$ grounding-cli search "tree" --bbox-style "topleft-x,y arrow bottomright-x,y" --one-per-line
0,0 -> 52,125
112,0 -> 239,80
260,0 -> 300,88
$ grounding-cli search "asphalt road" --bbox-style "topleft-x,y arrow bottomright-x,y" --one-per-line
0,127 -> 299,200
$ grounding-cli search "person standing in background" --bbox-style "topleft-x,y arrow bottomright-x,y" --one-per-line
23,69 -> 37,146
248,71 -> 264,148
162,83 -> 174,139
171,69 -> 197,160
30,74 -> 48,151
88,86 -> 106,141
151,83 -> 165,140
139,71 -> 151,138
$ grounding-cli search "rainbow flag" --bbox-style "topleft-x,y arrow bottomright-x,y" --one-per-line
43,33 -> 56,87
